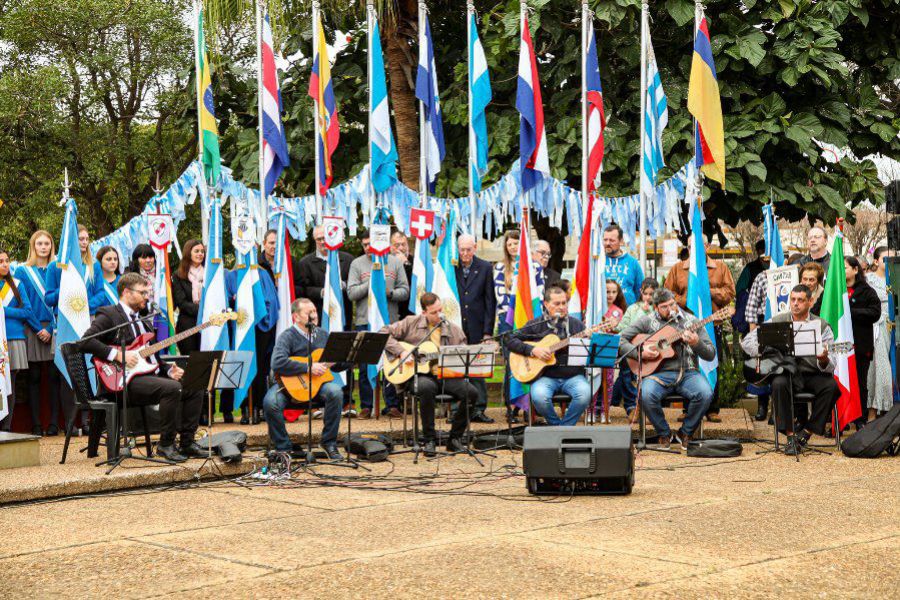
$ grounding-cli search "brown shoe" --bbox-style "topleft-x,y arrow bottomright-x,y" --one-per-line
358,408 -> 372,419
706,413 -> 722,423
386,407 -> 403,419
656,434 -> 672,449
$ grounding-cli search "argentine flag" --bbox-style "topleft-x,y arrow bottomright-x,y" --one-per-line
408,237 -> 434,315
233,247 -> 265,406
431,210 -> 461,328
322,249 -> 347,386
762,203 -> 785,320
199,197 -> 230,350
685,191 -> 717,390
370,17 -> 398,193
468,12 -> 491,193
54,197 -> 92,387
367,252 -> 390,389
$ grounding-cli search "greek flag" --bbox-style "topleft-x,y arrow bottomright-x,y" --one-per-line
415,14 -> 446,192
685,192 -> 717,390
469,13 -> 491,193
54,197 -> 92,387
199,197 -> 230,350
642,38 -> 668,192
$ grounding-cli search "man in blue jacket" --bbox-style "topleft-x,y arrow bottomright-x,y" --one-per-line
603,224 -> 645,306
263,298 -> 349,459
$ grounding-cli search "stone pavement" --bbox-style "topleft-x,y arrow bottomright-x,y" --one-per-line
0,417 -> 897,599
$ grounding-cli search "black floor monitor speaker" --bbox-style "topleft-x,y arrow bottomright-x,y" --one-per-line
523,426 -> 634,495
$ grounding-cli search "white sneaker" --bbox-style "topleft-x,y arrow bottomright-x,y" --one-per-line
342,408 -> 357,418
600,414 -> 610,424
586,412 -> 596,425
312,409 -> 323,420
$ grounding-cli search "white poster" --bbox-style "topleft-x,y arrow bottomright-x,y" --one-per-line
766,265 -> 799,316
662,238 -> 679,267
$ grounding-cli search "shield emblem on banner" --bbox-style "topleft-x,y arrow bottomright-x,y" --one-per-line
232,214 -> 255,255
409,208 -> 435,240
369,224 -> 391,256
147,213 -> 174,249
323,216 -> 345,250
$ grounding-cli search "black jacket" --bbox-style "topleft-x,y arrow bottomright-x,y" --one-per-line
507,316 -> 586,379
171,273 -> 199,333
296,251 -> 354,329
80,304 -> 167,366
454,256 -> 497,343
848,281 -> 881,355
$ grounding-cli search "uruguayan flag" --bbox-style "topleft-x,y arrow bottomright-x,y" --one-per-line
642,38 -> 668,192
469,13 -> 491,193
199,197 -> 230,350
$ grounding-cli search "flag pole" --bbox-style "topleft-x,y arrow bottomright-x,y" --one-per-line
418,1 -> 427,209
638,2 -> 648,270
312,0 -> 323,224
467,1 -> 477,238
581,2 -> 588,212
693,0 -> 703,196
193,0 -> 210,247
256,0 -> 266,243
367,0 -> 376,220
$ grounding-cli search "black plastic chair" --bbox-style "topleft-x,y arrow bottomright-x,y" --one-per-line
528,392 -> 574,425
773,390 -> 841,451
59,343 -> 152,464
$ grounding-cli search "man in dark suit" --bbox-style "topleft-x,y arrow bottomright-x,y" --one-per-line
79,272 -> 204,462
454,234 -> 497,422
533,240 -> 561,287
296,225 -> 354,331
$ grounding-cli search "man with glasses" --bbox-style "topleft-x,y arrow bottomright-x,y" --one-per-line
391,230 -> 414,318
533,240 -> 560,287
80,273 -> 204,462
297,224 -> 354,332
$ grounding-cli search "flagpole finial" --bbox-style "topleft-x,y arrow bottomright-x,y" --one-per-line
837,217 -> 845,232
466,0 -> 475,12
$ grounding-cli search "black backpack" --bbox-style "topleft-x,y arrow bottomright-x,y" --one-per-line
841,404 -> 900,458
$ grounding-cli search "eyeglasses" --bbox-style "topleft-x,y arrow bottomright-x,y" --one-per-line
127,288 -> 151,297
314,237 -> 325,242
536,250 -> 551,258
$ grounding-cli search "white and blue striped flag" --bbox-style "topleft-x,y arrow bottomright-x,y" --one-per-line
415,14 -> 445,192
366,248 -> 390,390
54,197 -> 92,387
685,191 -> 717,390
322,248 -> 347,386
370,17 -> 398,193
233,247 -> 265,406
408,237 -> 434,315
469,12 -> 491,193
431,209 -> 461,328
199,197 -> 230,350
762,203 -> 785,320
642,38 -> 668,192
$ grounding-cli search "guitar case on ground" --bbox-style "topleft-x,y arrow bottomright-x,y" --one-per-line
841,404 -> 900,458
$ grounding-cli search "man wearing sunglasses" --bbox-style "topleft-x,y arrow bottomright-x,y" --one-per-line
80,272 -> 205,462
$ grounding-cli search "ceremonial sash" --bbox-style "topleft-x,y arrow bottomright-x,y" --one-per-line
17,266 -> 54,326
102,278 -> 118,305
0,281 -> 14,307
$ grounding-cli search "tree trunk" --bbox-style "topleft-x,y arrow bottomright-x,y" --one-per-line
384,1 -> 419,191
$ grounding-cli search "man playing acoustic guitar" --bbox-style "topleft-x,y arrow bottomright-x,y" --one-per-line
617,288 -> 715,450
263,298 -> 350,460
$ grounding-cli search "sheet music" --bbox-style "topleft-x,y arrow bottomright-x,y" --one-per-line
567,338 -> 589,366
792,321 -> 822,357
438,344 -> 496,378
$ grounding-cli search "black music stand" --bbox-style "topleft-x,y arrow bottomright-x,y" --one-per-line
320,331 -> 388,468
586,333 -> 621,425
182,350 -> 224,474
432,344 -> 497,465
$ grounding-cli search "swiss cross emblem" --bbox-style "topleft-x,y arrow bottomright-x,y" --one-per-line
409,208 -> 435,240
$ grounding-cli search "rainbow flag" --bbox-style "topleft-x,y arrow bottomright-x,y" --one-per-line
195,6 -> 220,186
507,210 -> 543,409
308,12 -> 340,196
687,12 -> 726,188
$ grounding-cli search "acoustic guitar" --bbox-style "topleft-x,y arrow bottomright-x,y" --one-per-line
94,311 -> 237,393
508,318 -> 618,383
277,348 -> 337,401
382,340 -> 440,385
743,341 -> 854,385
626,306 -> 734,377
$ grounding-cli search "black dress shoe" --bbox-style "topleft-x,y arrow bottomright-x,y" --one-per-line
156,444 -> 187,463
446,437 -> 467,453
223,413 -> 234,424
784,436 -> 800,456
31,425 -> 43,437
321,443 -> 343,460
178,442 -> 208,458
239,414 -> 250,425
471,411 -> 495,424
423,440 -> 437,457
754,401 -> 768,421
45,424 -> 59,436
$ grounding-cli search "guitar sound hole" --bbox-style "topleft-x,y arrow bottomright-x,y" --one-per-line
658,340 -> 669,352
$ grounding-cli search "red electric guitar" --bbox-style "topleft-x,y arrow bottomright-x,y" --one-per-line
93,311 -> 237,393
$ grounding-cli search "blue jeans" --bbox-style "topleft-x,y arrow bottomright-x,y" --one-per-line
612,370 -> 638,414
355,325 -> 399,411
641,370 -> 713,438
263,381 -> 344,451
530,376 -> 591,426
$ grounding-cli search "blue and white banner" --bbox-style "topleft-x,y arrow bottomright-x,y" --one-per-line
469,12 -> 491,193
54,197 -> 92,387
199,196 -> 230,350
370,17 -> 398,194
415,14 -> 445,192
685,184 -> 717,390
642,37 -> 669,193
233,247 -> 265,406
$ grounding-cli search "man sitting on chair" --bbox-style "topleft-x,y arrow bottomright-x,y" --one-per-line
506,286 -> 591,426
263,298 -> 350,460
381,292 -> 478,457
80,272 -> 204,463
741,285 -> 840,456
617,288 -> 715,450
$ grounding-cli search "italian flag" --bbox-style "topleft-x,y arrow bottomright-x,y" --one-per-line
818,229 -> 862,428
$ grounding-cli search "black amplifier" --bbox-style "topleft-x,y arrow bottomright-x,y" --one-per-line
522,426 -> 634,495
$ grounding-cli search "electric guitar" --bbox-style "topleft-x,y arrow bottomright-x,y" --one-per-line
94,311 -> 237,393
508,317 -> 618,383
626,306 -> 735,377
383,340 -> 440,385
277,349 -> 336,401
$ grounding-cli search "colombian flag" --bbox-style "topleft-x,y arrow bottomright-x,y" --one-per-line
687,14 -> 725,189
308,13 -> 340,197
196,6 -> 220,186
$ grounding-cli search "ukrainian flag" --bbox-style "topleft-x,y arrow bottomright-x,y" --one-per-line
687,14 -> 725,189
196,7 -> 221,186
308,12 -> 340,197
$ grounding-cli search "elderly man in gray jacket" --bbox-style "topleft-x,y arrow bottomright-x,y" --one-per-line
347,229 -> 410,418
618,288 -> 716,450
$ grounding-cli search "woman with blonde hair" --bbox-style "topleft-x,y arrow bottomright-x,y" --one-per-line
15,230 -> 62,436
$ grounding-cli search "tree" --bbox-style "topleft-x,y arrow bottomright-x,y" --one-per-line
843,207 -> 889,256
0,0 -> 196,255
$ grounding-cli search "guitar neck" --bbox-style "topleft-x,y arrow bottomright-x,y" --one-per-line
139,320 -> 212,358
663,310 -> 726,343
547,320 -> 613,353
